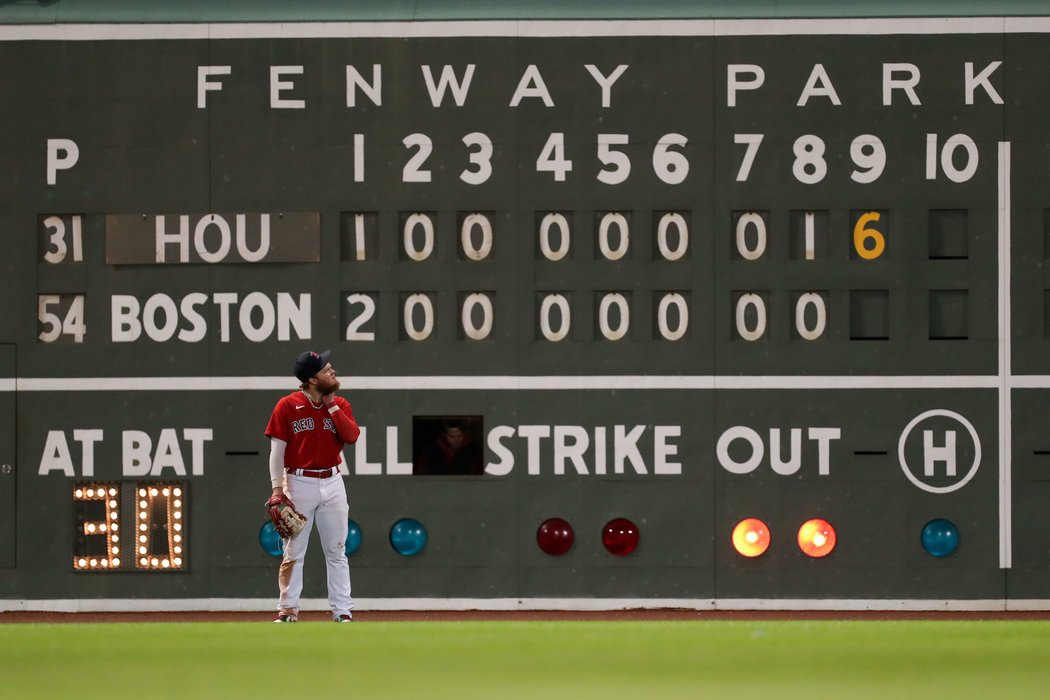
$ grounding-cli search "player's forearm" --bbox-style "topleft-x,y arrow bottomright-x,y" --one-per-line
269,437 -> 287,488
326,403 -> 361,444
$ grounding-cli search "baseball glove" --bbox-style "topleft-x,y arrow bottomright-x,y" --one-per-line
266,493 -> 307,539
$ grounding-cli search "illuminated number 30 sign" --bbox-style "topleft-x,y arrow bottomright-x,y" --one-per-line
73,482 -> 187,572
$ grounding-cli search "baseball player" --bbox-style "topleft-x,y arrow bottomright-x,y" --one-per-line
265,349 -> 361,622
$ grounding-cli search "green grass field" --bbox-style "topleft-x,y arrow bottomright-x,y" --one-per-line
2,620 -> 1049,699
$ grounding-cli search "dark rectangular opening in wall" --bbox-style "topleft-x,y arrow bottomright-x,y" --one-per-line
1042,210 -> 1050,261
412,415 -> 485,475
1044,290 -> 1050,339
929,209 -> 968,259
849,290 -> 889,340
929,289 -> 968,340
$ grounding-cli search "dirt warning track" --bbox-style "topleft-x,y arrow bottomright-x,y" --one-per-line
3,609 -> 1050,623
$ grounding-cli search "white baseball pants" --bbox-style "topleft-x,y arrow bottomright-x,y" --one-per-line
277,473 -> 354,617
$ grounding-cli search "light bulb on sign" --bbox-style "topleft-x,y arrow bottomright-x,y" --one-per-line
797,519 -> 836,558
732,518 -> 771,558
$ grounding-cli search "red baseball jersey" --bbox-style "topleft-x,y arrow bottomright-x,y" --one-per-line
265,391 -> 361,469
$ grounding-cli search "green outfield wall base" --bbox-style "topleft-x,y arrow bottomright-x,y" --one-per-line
3,598 -> 1049,613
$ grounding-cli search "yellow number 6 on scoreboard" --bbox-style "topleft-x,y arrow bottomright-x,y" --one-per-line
853,211 -> 885,260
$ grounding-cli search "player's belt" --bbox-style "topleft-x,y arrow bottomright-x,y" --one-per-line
286,467 -> 337,478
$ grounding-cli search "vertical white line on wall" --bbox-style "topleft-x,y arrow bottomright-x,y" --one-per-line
999,141 -> 1012,569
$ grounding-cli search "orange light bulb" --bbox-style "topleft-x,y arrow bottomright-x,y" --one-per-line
798,518 -> 836,558
732,518 -> 771,557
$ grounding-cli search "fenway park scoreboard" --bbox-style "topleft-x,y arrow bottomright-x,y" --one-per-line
1,18 -> 1049,608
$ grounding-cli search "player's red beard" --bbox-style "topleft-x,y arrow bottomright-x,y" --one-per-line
316,374 -> 340,394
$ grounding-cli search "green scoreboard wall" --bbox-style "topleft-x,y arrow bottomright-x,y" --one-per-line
1,16 -> 1048,608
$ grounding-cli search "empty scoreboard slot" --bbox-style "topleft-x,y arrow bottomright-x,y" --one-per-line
1042,209 -> 1050,260
928,209 -> 969,259
849,290 -> 889,340
1044,290 -> 1050,340
929,290 -> 969,340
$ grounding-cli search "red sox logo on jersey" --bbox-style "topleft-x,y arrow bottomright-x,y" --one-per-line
291,417 -> 315,434
291,417 -> 336,434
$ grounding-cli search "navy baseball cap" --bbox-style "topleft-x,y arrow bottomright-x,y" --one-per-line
293,349 -> 331,383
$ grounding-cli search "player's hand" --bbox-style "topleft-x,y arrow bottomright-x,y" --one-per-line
271,486 -> 284,496
322,392 -> 337,405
